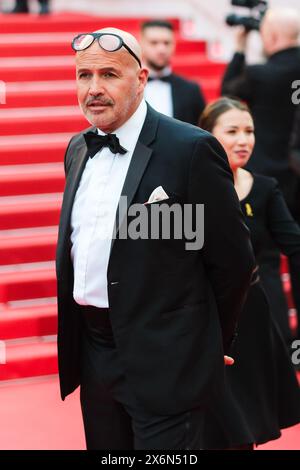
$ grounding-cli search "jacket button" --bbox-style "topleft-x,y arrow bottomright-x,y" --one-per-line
110,281 -> 119,286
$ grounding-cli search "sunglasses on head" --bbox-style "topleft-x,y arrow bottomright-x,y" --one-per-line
72,32 -> 142,68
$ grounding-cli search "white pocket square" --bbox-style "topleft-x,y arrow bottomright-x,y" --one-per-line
145,186 -> 169,204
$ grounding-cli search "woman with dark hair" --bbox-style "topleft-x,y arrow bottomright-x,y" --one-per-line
200,97 -> 300,449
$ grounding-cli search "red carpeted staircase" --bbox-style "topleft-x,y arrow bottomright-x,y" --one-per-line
0,12 -> 222,381
0,12 -> 295,383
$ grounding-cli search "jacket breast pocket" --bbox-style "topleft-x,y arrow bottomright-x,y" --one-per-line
144,194 -> 181,207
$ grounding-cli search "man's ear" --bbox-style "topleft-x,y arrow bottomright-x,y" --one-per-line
138,68 -> 149,92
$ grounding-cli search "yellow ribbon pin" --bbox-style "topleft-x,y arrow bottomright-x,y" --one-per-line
245,203 -> 253,217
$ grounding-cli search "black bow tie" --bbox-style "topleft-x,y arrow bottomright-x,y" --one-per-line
84,132 -> 127,158
148,75 -> 172,83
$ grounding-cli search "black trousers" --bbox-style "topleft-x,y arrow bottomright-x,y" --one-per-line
79,306 -> 205,450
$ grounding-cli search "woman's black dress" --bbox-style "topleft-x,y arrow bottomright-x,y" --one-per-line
203,173 -> 300,448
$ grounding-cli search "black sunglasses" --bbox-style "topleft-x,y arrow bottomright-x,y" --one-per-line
72,32 -> 141,68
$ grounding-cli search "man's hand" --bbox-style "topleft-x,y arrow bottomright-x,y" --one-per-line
234,26 -> 249,53
224,355 -> 235,366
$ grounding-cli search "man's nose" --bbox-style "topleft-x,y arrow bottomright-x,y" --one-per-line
157,44 -> 167,54
89,76 -> 105,96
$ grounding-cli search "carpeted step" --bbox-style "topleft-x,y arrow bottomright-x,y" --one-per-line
0,226 -> 57,264
0,106 -> 86,136
282,275 -> 294,309
3,78 -> 218,108
0,12 -> 179,34
0,55 -> 77,82
0,261 -> 56,303
0,299 -> 57,339
0,133 -> 71,165
0,32 -> 205,57
281,256 -> 295,309
0,338 -> 58,380
4,81 -> 78,108
0,163 -> 64,196
172,58 -> 226,77
0,193 -> 62,230
0,55 -> 225,82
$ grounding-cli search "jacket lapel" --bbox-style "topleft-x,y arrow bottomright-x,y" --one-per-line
110,104 -> 159,252
169,74 -> 180,120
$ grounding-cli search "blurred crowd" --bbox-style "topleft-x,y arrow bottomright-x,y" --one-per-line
3,0 -> 50,14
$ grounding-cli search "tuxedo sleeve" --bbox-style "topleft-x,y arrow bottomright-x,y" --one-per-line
63,136 -> 76,176
188,133 -> 255,354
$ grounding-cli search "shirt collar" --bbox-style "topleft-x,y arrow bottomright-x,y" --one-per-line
97,99 -> 147,152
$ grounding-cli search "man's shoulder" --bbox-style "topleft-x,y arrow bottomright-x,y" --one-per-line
245,61 -> 268,76
157,110 -> 211,143
252,173 -> 279,196
248,47 -> 300,72
152,110 -> 227,169
170,73 -> 200,91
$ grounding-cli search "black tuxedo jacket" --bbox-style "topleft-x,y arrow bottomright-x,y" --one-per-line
166,73 -> 205,125
56,105 -> 255,415
221,47 -> 300,209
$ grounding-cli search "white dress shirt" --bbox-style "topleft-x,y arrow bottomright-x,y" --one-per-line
144,67 -> 173,117
70,99 -> 147,308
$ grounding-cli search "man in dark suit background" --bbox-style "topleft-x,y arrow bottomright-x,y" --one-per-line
222,7 -> 300,216
141,20 -> 206,125
56,26 -> 255,450
222,7 -> 300,345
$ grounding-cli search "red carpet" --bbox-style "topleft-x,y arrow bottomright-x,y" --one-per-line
0,376 -> 85,450
0,11 -> 222,381
0,375 -> 298,450
0,11 -> 299,449
258,425 -> 300,450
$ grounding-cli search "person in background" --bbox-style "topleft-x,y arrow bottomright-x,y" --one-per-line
7,0 -> 50,14
200,97 -> 300,450
221,7 -> 300,216
141,20 -> 206,125
221,8 -> 300,344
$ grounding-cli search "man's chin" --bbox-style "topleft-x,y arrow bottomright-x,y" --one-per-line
85,108 -> 111,123
88,116 -> 115,132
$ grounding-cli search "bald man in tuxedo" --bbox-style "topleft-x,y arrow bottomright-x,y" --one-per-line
56,27 -> 255,450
